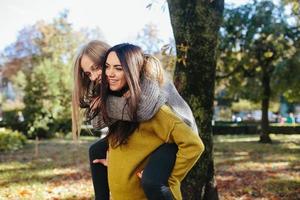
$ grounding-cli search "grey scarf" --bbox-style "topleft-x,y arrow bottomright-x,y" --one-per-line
88,77 -> 198,134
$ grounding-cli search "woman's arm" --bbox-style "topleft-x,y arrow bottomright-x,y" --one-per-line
167,121 -> 204,185
151,106 -> 204,184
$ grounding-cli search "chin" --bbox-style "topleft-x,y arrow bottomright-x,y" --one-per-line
109,87 -> 117,91
110,86 -> 121,91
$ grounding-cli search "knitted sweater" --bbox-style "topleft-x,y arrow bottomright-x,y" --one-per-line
107,105 -> 204,200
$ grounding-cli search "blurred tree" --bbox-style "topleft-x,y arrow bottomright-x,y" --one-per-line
23,11 -> 86,137
136,22 -> 176,76
276,50 -> 300,103
136,23 -> 164,54
167,0 -> 224,199
217,0 -> 300,143
23,59 -> 71,137
1,10 -> 105,137
282,0 -> 300,21
279,0 -> 300,104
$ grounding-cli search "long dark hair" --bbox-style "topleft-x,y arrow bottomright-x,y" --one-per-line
101,43 -> 144,148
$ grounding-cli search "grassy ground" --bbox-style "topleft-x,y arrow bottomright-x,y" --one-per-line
0,134 -> 299,200
0,137 -> 95,200
214,134 -> 300,200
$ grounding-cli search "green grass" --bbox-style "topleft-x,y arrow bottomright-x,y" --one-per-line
0,134 -> 299,200
0,137 -> 97,200
214,134 -> 300,200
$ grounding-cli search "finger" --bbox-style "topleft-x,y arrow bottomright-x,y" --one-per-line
93,159 -> 107,166
136,170 -> 143,179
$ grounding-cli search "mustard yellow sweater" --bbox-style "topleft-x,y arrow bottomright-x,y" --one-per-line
107,105 -> 204,200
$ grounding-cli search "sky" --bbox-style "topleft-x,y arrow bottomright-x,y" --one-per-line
0,0 -> 250,52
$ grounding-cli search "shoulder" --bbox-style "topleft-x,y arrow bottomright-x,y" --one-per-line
152,105 -> 183,123
139,105 -> 181,141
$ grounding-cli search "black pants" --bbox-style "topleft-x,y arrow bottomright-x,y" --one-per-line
89,138 -> 178,200
89,137 -> 109,200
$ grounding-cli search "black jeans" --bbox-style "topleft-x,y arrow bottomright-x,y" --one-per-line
89,138 -> 178,200
89,137 -> 109,200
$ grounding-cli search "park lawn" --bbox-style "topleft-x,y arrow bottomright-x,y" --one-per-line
0,134 -> 299,200
214,134 -> 300,200
0,136 -> 96,200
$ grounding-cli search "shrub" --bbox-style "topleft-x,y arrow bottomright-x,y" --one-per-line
1,110 -> 27,135
0,128 -> 27,151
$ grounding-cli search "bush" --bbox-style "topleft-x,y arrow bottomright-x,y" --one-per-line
0,110 -> 72,139
1,110 -> 27,134
0,128 -> 27,151
213,122 -> 300,135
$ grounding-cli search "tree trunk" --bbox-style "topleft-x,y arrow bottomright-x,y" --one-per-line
259,70 -> 272,143
167,0 -> 224,199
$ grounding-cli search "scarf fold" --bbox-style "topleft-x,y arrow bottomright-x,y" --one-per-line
87,77 -> 198,134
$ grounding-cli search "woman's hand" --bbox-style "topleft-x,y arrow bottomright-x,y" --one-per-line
92,150 -> 108,166
136,170 -> 143,178
93,158 -> 107,166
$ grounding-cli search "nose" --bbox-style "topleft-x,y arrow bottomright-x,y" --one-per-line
88,72 -> 95,81
106,67 -> 115,77
89,69 -> 101,81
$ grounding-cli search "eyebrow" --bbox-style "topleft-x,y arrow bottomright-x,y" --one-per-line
89,63 -> 94,68
105,63 -> 122,67
90,63 -> 99,69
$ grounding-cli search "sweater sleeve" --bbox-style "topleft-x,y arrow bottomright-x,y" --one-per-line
90,112 -> 108,130
150,106 -> 204,185
167,120 -> 204,185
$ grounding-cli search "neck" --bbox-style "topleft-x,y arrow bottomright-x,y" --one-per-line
109,85 -> 129,97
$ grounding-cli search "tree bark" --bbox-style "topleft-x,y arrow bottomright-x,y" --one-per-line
167,0 -> 224,199
259,69 -> 272,143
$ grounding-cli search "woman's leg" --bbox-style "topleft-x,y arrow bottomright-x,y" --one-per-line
141,143 -> 178,200
89,137 -> 109,200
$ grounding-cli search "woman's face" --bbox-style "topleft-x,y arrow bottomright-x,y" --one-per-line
105,51 -> 127,91
80,54 -> 102,82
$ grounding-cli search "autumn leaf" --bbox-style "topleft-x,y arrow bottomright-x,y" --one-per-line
19,189 -> 31,197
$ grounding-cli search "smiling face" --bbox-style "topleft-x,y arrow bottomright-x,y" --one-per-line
105,51 -> 127,91
80,54 -> 102,82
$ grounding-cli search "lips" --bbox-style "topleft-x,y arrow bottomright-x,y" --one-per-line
108,79 -> 118,84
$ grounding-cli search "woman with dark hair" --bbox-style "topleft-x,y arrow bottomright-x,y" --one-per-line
100,43 -> 204,200
72,40 -> 175,200
72,41 -> 202,200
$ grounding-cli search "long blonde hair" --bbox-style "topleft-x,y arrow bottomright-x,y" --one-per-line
143,54 -> 164,86
72,40 -> 110,139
